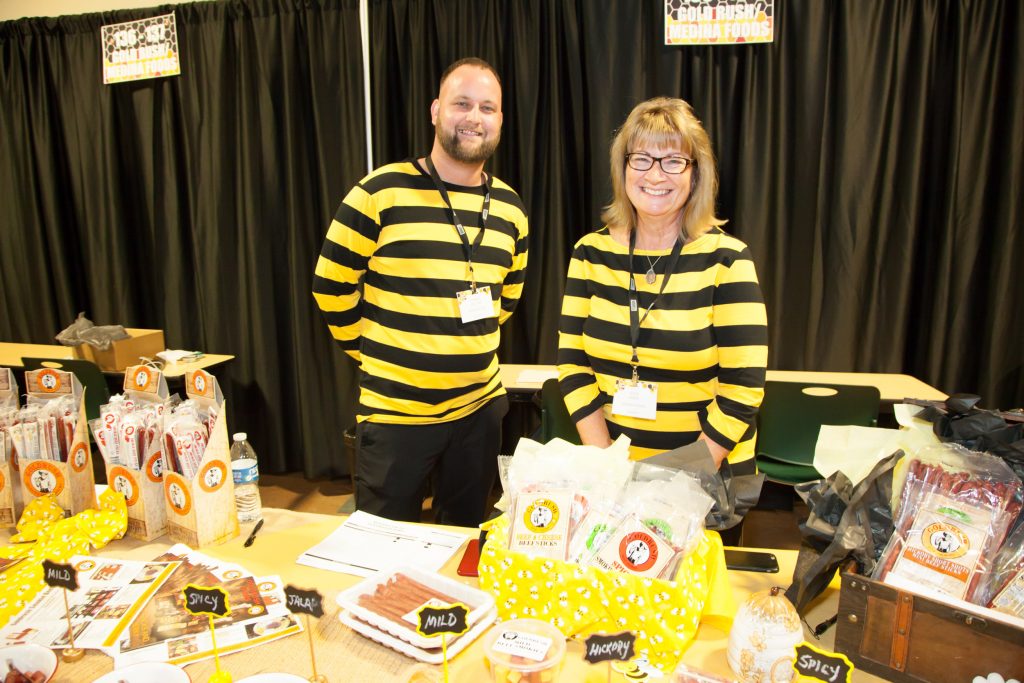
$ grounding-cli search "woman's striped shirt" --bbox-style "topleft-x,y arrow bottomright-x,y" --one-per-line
557,226 -> 767,462
313,160 -> 529,424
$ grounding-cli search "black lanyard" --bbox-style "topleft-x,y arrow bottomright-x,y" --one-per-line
425,156 -> 491,291
627,228 -> 684,379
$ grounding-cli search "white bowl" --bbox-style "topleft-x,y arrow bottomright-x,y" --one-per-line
0,644 -> 57,682
92,662 -> 189,683
236,675 -> 309,683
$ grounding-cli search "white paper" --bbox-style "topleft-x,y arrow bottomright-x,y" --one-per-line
296,510 -> 470,577
814,422 -> 940,486
156,349 -> 199,363
113,544 -> 296,668
0,557 -> 179,652
515,368 -> 559,385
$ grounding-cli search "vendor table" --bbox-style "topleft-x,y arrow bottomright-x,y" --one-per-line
0,342 -> 234,379
500,364 -> 948,403
1,508 -> 886,682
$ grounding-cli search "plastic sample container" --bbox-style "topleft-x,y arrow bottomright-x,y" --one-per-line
480,618 -> 566,683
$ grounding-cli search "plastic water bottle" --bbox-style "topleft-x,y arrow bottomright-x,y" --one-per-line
230,432 -> 262,523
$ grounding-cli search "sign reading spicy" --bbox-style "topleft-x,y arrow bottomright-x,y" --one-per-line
182,584 -> 230,617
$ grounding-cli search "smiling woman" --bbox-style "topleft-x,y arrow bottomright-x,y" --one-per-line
557,97 -> 768,469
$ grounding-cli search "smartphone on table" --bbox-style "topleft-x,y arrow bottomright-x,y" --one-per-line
724,548 -> 780,573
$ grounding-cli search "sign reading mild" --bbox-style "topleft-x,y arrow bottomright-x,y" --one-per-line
42,559 -> 79,591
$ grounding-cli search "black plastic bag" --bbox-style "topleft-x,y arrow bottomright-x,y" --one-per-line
917,394 -> 1024,485
785,451 -> 900,615
642,441 -> 764,531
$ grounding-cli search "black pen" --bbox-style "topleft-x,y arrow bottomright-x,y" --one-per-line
243,518 -> 265,547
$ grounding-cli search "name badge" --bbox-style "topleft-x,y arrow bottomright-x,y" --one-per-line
611,379 -> 658,420
457,285 -> 495,323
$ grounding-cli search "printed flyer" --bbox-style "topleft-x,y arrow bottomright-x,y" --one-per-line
0,558 -> 178,650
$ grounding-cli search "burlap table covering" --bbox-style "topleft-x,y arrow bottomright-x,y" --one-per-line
51,589 -> 445,682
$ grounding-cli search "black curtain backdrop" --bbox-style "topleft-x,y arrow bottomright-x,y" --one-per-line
0,0 -> 366,476
2,0 -> 1022,477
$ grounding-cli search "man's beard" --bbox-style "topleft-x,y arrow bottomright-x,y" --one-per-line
436,121 -> 500,164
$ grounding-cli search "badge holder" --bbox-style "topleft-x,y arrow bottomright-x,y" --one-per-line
19,369 -> 97,517
0,368 -> 22,526
164,369 -> 239,547
103,365 -> 171,540
611,367 -> 658,421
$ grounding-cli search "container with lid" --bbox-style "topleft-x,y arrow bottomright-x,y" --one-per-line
480,618 -> 566,683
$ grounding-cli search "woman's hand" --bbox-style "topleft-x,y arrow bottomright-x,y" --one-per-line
575,408 -> 613,448
698,433 -> 730,468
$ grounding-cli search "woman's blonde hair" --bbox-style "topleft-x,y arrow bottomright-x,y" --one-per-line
602,97 -> 725,238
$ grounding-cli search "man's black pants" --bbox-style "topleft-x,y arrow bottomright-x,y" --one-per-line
354,396 -> 508,527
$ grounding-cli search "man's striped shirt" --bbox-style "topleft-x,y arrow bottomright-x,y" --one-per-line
557,226 -> 767,462
314,160 -> 529,424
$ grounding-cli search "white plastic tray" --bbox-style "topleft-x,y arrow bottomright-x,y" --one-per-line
339,606 -> 497,665
335,565 -> 495,649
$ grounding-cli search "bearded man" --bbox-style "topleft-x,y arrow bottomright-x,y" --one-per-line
313,58 -> 529,526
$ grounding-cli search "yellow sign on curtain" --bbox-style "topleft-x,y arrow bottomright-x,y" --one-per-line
665,0 -> 774,45
101,13 -> 181,84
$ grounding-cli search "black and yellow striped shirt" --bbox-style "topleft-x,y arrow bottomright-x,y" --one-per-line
557,227 -> 767,462
313,160 -> 529,424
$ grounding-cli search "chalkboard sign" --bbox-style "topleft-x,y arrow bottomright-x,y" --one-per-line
793,641 -> 854,683
584,631 -> 636,664
284,585 -> 324,618
415,602 -> 469,637
42,559 -> 78,591
183,584 -> 230,617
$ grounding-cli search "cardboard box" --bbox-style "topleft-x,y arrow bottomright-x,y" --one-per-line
835,564 -> 1024,682
163,369 -> 239,548
0,368 -> 20,527
18,369 -> 97,517
73,328 -> 165,371
100,365 -> 170,541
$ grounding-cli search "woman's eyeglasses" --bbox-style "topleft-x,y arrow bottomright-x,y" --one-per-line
626,153 -> 695,174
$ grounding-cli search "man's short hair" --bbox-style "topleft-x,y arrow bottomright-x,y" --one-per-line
438,57 -> 501,92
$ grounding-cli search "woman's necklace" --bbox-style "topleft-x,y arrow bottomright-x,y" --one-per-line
644,254 -> 662,285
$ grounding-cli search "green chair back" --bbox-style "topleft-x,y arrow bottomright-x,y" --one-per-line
539,378 -> 581,445
21,357 -> 111,424
755,380 -> 880,485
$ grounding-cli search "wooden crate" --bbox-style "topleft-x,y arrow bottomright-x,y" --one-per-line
835,565 -> 1024,682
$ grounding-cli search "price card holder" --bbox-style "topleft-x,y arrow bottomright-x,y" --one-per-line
584,631 -> 636,683
0,368 -> 20,527
19,369 -> 97,517
43,559 -> 84,663
286,585 -> 328,683
792,642 -> 854,683
164,370 -> 238,548
183,584 -> 232,683
105,365 -> 170,541
415,602 -> 469,683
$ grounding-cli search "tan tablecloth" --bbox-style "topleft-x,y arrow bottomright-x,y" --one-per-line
2,508 -> 884,682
